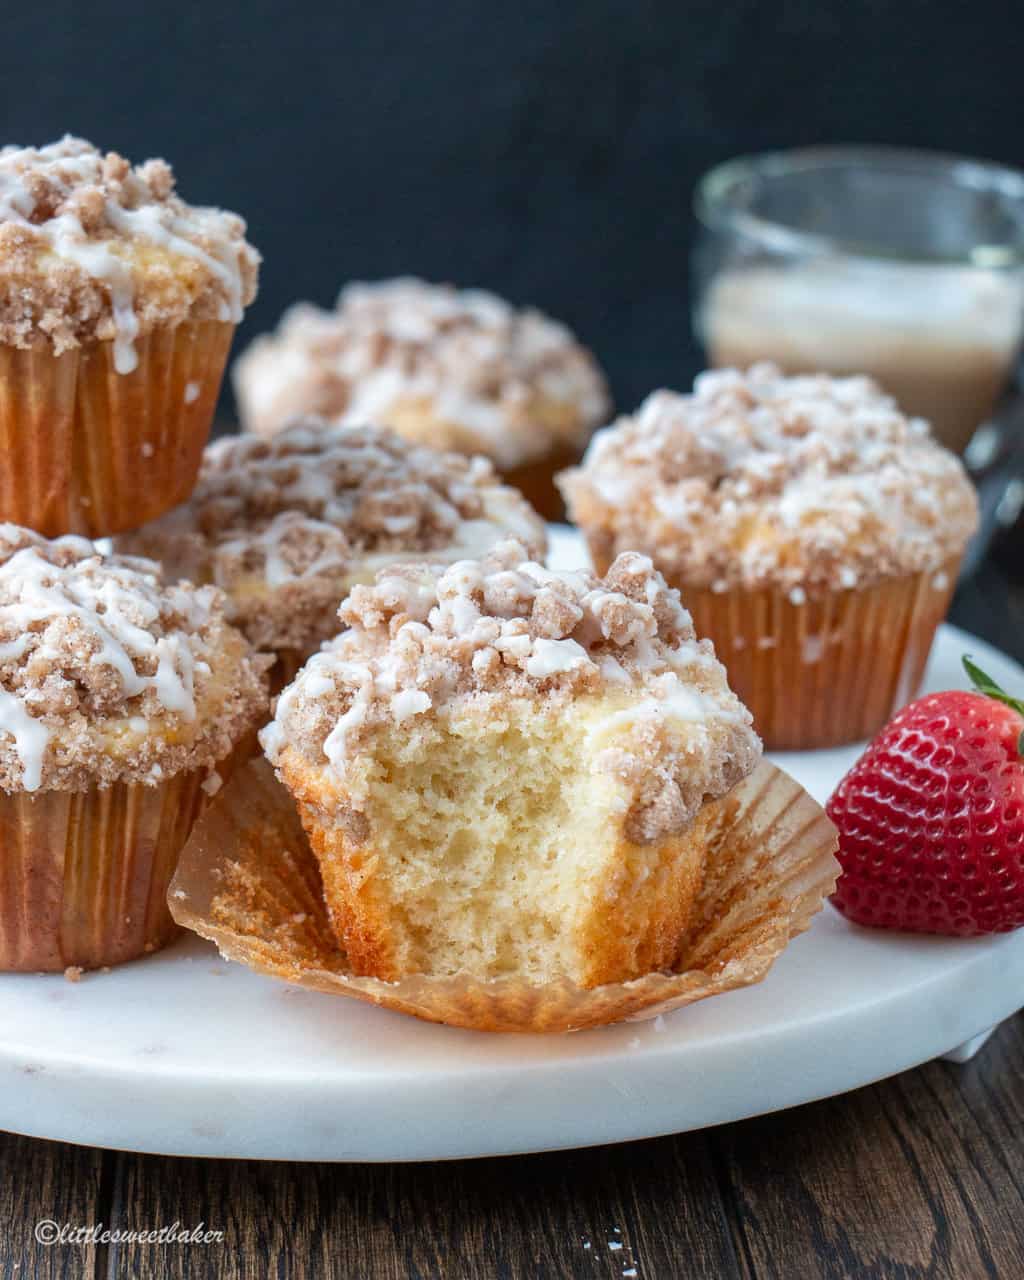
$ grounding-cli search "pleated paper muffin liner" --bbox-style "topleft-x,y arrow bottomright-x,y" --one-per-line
0,320 -> 234,538
0,767 -> 210,973
500,442 -> 582,522
681,561 -> 961,750
168,758 -> 840,1033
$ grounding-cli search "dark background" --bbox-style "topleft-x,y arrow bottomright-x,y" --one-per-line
4,1 -> 1023,417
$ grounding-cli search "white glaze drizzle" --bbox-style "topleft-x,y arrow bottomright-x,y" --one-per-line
0,534 -> 203,791
0,138 -> 248,374
148,423 -> 544,594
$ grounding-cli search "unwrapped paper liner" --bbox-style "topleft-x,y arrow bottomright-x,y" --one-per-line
168,757 -> 840,1033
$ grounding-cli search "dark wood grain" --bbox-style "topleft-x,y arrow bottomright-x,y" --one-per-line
34,1018 -> 1021,1279
108,1131 -> 740,1279
0,1133 -> 111,1280
712,1013 -> 1024,1280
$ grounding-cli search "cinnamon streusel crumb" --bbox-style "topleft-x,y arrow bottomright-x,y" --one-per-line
0,136 -> 259,365
263,540 -> 760,845
559,363 -> 979,592
232,278 -> 609,468
0,526 -> 268,793
117,420 -> 547,655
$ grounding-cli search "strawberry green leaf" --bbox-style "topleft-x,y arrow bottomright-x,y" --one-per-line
963,657 -> 1024,757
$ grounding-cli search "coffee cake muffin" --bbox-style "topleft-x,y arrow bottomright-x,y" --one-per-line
0,526 -> 268,971
560,364 -> 979,748
232,278 -> 610,518
0,136 -> 259,536
261,540 -> 760,987
118,420 -> 547,691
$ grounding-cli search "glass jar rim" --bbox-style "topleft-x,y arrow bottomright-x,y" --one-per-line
694,145 -> 1024,269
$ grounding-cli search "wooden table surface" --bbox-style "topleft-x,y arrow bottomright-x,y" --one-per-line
1,566 -> 1022,1280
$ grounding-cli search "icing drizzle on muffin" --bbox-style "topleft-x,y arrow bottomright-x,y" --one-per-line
0,526 -> 267,792
0,136 -> 259,370
117,420 -> 547,654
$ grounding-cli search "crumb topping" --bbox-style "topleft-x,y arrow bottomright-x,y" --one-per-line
0,526 -> 268,793
117,420 -> 547,655
559,363 -> 979,591
0,136 -> 259,368
262,540 -> 761,843
232,277 -> 610,468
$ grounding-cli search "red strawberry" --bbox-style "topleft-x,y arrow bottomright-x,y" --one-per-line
826,657 -> 1024,936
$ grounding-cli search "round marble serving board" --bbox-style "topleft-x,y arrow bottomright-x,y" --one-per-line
0,527 -> 1021,1162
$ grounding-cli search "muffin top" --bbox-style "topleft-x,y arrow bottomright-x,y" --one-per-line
262,539 -> 761,844
117,420 -> 547,655
559,364 -> 979,593
232,277 -> 610,468
0,526 -> 267,793
0,136 -> 260,370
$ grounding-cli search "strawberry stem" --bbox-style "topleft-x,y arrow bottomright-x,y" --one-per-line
963,655 -> 1024,755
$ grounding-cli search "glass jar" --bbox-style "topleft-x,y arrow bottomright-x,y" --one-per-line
693,146 -> 1024,453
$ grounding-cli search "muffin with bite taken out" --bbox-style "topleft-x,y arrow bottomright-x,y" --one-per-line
260,539 -> 761,987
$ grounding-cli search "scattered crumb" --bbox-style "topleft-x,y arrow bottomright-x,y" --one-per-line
63,965 -> 83,983
202,770 -> 224,797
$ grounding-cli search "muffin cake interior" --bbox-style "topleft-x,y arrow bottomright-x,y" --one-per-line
342,694 -> 722,982
263,541 -> 760,986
